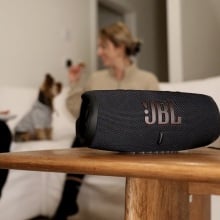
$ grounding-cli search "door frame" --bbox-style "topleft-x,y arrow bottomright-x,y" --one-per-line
166,0 -> 183,82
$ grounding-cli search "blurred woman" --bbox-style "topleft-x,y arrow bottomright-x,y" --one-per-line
53,21 -> 159,220
66,21 -> 159,117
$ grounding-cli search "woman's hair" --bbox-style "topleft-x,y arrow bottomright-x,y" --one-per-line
99,21 -> 142,56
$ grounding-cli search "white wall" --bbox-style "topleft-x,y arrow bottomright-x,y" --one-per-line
0,0 -> 92,88
168,0 -> 220,82
181,0 -> 220,81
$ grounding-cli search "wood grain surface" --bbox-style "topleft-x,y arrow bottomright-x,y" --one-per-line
0,147 -> 220,183
0,146 -> 219,220
189,195 -> 210,220
125,178 -> 189,220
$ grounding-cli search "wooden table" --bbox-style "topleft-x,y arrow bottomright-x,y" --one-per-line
0,147 -> 220,220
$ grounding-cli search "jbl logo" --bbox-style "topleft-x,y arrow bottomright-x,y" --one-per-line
143,101 -> 182,125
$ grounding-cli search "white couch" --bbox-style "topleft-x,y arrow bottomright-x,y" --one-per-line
0,75 -> 219,220
0,87 -> 74,220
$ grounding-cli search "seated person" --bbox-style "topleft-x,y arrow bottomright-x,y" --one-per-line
54,21 -> 159,220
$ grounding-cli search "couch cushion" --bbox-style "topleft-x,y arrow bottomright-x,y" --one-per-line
160,76 -> 220,108
160,76 -> 220,148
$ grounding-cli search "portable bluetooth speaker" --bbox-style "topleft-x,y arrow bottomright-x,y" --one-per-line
75,90 -> 220,152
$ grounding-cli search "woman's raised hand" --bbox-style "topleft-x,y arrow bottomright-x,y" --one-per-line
68,62 -> 85,83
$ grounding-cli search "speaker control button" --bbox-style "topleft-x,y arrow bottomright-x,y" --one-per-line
157,132 -> 164,145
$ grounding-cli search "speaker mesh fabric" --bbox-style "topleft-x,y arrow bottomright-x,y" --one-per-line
76,90 -> 220,152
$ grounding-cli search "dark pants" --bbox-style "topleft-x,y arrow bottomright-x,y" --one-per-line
52,137 -> 84,219
0,120 -> 12,197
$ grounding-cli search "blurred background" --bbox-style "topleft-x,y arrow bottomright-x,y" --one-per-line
0,0 -> 219,86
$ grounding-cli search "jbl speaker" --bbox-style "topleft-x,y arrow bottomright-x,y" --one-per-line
75,90 -> 220,152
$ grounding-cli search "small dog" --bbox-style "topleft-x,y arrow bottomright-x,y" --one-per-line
14,73 -> 62,142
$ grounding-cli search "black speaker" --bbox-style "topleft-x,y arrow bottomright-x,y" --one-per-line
75,90 -> 220,153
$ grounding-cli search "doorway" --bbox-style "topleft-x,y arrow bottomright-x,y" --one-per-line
98,2 -> 125,29
97,1 -> 135,69
98,2 -> 125,69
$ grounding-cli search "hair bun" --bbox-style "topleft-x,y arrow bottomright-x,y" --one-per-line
126,40 -> 142,56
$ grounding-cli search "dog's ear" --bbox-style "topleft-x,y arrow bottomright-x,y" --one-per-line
56,82 -> 62,94
45,73 -> 54,87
